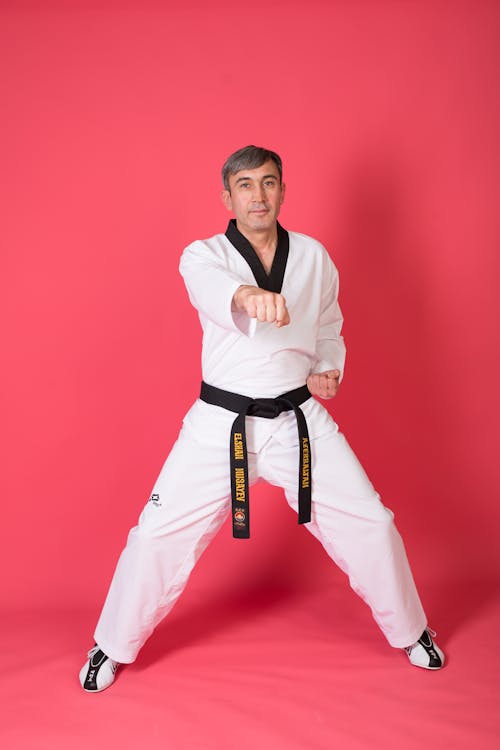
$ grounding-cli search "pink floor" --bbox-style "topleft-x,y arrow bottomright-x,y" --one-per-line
2,577 -> 498,750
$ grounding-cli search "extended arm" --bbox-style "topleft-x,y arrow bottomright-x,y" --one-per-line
232,285 -> 290,327
180,241 -> 291,334
179,241 -> 255,335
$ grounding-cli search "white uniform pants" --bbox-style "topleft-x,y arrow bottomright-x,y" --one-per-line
94,398 -> 427,663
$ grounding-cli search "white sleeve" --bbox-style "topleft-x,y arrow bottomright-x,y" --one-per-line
179,240 -> 257,337
311,252 -> 347,380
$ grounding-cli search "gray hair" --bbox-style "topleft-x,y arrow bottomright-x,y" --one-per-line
221,145 -> 283,191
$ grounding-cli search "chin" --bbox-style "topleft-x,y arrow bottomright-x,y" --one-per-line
249,216 -> 275,230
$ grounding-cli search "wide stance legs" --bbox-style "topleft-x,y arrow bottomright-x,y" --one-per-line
92,399 -> 427,665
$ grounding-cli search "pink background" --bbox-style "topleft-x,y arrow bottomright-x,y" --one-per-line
1,1 -> 499,748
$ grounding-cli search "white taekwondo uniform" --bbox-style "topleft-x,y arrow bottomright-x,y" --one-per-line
93,221 -> 427,664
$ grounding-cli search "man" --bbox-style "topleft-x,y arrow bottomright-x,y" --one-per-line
80,145 -> 444,692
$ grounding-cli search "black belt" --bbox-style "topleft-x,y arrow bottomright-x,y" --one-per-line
199,381 -> 312,538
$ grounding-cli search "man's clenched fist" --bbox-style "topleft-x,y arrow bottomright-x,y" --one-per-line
307,370 -> 341,399
233,285 -> 290,327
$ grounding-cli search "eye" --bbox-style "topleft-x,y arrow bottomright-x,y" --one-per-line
264,180 -> 277,187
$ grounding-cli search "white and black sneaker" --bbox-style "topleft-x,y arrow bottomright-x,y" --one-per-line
79,645 -> 119,692
404,628 -> 445,670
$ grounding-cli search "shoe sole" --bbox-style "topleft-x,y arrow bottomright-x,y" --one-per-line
81,683 -> 115,693
407,653 -> 445,670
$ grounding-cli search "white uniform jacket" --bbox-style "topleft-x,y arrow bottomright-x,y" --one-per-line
179,220 -> 347,399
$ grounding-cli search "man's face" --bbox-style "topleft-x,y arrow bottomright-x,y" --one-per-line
221,160 -> 285,234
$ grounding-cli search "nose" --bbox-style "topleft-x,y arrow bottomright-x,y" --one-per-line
252,183 -> 266,202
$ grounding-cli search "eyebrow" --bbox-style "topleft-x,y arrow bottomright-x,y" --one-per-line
234,174 -> 279,185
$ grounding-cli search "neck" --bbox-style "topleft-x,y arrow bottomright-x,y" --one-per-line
235,221 -> 278,273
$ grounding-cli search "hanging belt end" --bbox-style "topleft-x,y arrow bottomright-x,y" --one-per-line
233,528 -> 250,539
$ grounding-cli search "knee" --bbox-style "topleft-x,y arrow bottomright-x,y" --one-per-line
380,504 -> 395,525
360,493 -> 395,529
371,504 -> 397,540
126,522 -> 163,547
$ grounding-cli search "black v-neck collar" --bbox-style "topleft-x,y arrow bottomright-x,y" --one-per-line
225,219 -> 289,293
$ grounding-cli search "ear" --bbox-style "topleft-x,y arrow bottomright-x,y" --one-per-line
221,189 -> 232,212
280,182 -> 286,205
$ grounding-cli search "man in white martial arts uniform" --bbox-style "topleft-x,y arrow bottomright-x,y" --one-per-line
80,145 -> 444,692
